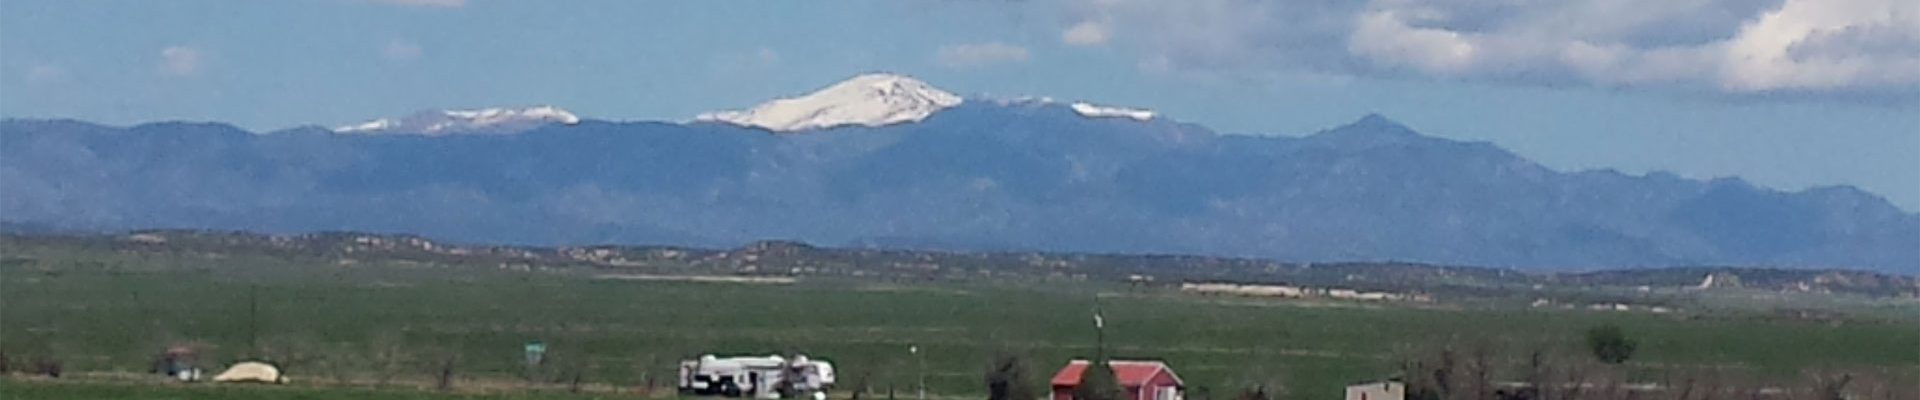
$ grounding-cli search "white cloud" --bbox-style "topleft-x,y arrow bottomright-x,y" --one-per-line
1718,0 -> 1920,92
158,46 -> 202,77
1062,21 -> 1110,46
383,39 -> 423,61
26,64 -> 69,84
935,42 -> 1031,69
1061,0 -> 1920,97
368,0 -> 466,7
1348,8 -> 1478,75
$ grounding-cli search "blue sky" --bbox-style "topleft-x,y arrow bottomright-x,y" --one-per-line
2,0 -> 1916,210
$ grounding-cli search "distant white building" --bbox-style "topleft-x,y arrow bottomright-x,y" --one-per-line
1180,282 -> 1430,302
1180,282 -> 1307,298
1345,381 -> 1404,400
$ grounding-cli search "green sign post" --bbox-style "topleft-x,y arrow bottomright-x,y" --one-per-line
523,340 -> 547,380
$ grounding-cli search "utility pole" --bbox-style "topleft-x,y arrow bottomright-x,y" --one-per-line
911,345 -> 925,400
1093,295 -> 1106,361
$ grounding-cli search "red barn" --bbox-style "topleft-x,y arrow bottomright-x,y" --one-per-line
1049,360 -> 1184,400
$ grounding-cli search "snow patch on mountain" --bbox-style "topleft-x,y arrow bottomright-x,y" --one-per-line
334,106 -> 580,135
1070,102 -> 1154,121
697,73 -> 962,132
336,118 -> 399,133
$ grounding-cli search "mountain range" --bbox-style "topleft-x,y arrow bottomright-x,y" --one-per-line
2,74 -> 1915,273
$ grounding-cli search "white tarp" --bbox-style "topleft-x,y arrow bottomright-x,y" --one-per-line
212,361 -> 286,384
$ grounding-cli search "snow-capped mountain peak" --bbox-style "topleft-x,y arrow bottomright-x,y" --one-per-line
697,73 -> 963,132
334,106 -> 580,135
1070,102 -> 1154,121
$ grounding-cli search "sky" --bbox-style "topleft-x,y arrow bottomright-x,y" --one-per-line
2,0 -> 1917,210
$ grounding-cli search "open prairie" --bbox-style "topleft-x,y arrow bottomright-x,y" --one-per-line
2,237 -> 1914,400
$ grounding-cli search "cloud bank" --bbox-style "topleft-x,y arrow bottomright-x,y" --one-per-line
1063,0 -> 1920,97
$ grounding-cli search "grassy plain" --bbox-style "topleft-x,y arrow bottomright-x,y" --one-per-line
1,241 -> 1914,400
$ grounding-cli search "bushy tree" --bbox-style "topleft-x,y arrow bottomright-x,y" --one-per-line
1585,325 -> 1637,364
1072,358 -> 1123,400
987,355 -> 1037,400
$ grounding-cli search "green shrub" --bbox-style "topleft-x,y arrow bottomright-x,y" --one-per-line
1585,324 -> 1637,364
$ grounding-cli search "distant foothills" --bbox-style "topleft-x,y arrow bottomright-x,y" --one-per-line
4,229 -> 1915,300
2,74 -> 1916,273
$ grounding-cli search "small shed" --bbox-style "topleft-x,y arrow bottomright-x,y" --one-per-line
1050,360 -> 1183,400
1344,380 -> 1404,400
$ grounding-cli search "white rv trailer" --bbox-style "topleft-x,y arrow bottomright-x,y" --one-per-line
679,354 -> 836,399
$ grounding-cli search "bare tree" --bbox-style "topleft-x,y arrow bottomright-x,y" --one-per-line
1435,348 -> 1458,400
1392,339 -> 1907,400
1468,346 -> 1492,400
1810,372 -> 1853,400
259,334 -> 323,383
1695,369 -> 1727,400
1526,349 -> 1550,400
565,358 -> 589,393
637,356 -> 658,396
1234,385 -> 1272,400
1398,345 -> 1465,400
435,353 -> 457,391
1558,358 -> 1590,400
1673,376 -> 1698,400
849,372 -> 873,400
1397,352 -> 1436,400
311,342 -> 359,386
367,333 -> 407,386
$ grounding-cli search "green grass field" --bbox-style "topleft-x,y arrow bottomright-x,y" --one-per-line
1,243 -> 1915,400
0,378 -> 668,400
